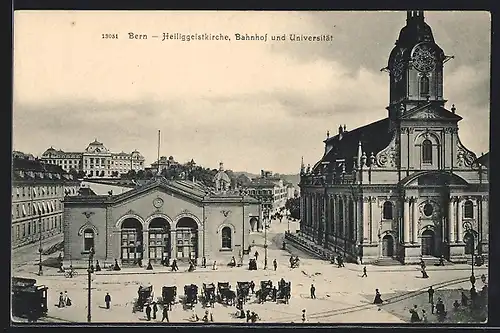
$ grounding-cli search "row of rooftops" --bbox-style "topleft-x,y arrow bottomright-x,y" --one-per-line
12,156 -> 79,183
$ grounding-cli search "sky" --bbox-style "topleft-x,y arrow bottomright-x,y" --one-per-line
13,11 -> 491,174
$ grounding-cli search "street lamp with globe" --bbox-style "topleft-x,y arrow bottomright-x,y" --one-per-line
463,222 -> 476,288
87,246 -> 95,322
38,212 -> 43,276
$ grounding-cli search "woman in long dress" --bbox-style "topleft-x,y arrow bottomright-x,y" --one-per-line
373,289 -> 383,304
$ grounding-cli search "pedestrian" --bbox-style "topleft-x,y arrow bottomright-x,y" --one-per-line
152,302 -> 158,320
246,310 -> 251,322
431,301 -> 435,314
65,292 -> 72,307
439,255 -> 445,266
250,281 -> 255,294
113,259 -> 121,271
161,305 -> 169,322
301,309 -> 306,323
421,309 -> 428,322
310,284 -> 316,299
254,251 -> 259,261
58,292 -> 65,308
361,266 -> 367,277
273,259 -> 277,271
202,256 -> 207,268
421,267 -> 429,279
145,303 -> 152,321
210,311 -> 214,322
202,310 -> 209,323
212,261 -> 218,270
105,292 -> 111,309
373,289 -> 383,304
63,291 -> 68,304
147,259 -> 153,270
428,286 -> 434,303
95,260 -> 101,272
171,259 -> 178,271
409,305 -> 421,323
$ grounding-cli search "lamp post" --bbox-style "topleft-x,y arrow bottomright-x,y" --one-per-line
87,247 -> 95,323
464,223 -> 475,289
264,208 -> 268,270
38,212 -> 43,276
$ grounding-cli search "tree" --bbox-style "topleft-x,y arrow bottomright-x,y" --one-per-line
77,170 -> 86,179
68,168 -> 78,179
126,169 -> 137,179
145,169 -> 154,179
137,169 -> 145,179
285,197 -> 300,220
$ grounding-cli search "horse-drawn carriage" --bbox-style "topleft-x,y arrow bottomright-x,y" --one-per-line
183,284 -> 198,309
235,281 -> 251,309
217,282 -> 236,306
160,286 -> 177,310
276,280 -> 291,304
134,285 -> 153,312
248,258 -> 257,270
256,280 -> 274,303
12,277 -> 48,321
202,283 -> 216,308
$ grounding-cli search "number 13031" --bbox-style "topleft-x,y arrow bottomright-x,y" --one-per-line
102,34 -> 119,39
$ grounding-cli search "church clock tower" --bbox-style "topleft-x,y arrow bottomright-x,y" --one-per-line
386,11 -> 449,119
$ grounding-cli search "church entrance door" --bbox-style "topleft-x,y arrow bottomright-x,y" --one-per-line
421,229 -> 435,256
382,234 -> 394,257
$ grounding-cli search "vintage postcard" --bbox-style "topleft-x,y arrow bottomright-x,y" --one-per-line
11,10 -> 490,325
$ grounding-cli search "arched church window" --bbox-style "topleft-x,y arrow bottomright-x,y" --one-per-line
383,201 -> 393,220
221,227 -> 232,249
420,75 -> 430,97
464,200 -> 474,219
422,140 -> 432,164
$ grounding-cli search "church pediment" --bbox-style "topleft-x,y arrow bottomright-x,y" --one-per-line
400,104 -> 462,121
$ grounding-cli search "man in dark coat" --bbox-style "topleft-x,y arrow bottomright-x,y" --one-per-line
105,292 -> 111,309
145,303 -> 152,321
310,284 -> 316,299
161,305 -> 169,322
361,266 -> 367,277
273,259 -> 277,271
152,302 -> 158,319
428,286 -> 434,303
171,259 -> 178,272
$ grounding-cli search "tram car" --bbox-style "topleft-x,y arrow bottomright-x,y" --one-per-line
12,277 -> 48,320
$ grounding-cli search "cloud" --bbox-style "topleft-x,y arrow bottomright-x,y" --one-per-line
12,11 -> 490,174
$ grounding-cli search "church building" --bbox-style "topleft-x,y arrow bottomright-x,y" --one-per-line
62,163 -> 261,266
299,11 -> 489,264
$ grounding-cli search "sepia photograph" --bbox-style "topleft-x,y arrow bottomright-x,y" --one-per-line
11,10 -> 490,325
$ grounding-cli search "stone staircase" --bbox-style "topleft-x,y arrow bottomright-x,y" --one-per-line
284,232 -> 341,262
372,257 -> 403,266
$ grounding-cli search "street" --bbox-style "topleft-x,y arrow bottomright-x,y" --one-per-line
12,217 -> 487,324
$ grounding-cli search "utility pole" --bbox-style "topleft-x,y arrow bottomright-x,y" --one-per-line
87,247 -> 95,322
264,208 -> 268,270
38,212 -> 43,276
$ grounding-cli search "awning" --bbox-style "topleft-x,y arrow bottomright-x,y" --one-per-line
51,201 -> 55,211
33,188 -> 38,196
37,203 -> 43,214
33,203 -> 37,214
22,204 -> 27,217
42,202 -> 47,213
41,187 -> 45,194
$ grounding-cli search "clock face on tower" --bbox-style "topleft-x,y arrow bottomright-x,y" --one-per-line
392,50 -> 404,82
411,43 -> 437,73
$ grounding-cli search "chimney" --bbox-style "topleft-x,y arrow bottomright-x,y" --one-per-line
451,104 -> 456,114
338,125 -> 343,135
326,130 -> 330,139
343,124 -> 347,132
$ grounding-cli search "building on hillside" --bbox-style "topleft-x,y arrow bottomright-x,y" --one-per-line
62,170 -> 261,266
150,156 -> 179,174
13,151 -> 36,161
12,154 -> 80,249
40,139 -> 145,178
298,11 -> 488,264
